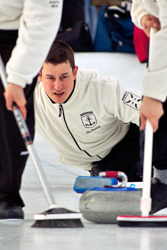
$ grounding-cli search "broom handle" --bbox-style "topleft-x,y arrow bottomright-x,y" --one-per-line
0,55 -> 56,208
140,27 -> 157,216
141,120 -> 153,216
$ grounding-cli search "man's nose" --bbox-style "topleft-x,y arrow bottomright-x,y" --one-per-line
54,80 -> 62,90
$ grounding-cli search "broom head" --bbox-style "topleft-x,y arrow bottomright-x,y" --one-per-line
117,215 -> 167,227
32,207 -> 84,228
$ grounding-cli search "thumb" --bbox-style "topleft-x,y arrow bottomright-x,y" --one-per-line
140,115 -> 146,131
3,92 -> 13,111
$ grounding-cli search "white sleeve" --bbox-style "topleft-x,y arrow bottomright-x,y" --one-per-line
102,76 -> 142,126
131,0 -> 150,29
142,0 -> 167,102
6,0 -> 63,88
113,82 -> 142,126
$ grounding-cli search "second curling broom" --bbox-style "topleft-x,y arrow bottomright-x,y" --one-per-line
117,28 -> 167,227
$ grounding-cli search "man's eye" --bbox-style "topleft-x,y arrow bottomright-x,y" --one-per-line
61,75 -> 68,80
47,77 -> 54,80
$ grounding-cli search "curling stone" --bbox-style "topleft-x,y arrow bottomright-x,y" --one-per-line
79,171 -> 142,224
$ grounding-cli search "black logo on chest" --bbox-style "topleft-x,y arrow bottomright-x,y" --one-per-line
80,111 -> 97,128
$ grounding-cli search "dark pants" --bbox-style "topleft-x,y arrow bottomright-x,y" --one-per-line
91,123 -> 142,181
0,30 -> 37,207
91,100 -> 167,181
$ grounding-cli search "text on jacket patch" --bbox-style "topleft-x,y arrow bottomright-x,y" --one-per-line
49,0 -> 60,8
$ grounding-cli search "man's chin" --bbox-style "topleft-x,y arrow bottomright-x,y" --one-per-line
53,97 -> 65,104
52,94 -> 65,103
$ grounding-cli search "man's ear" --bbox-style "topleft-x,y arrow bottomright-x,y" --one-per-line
73,66 -> 78,80
38,71 -> 42,82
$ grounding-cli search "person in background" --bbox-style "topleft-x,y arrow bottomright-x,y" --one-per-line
131,0 -> 167,213
131,0 -> 167,131
0,0 -> 63,222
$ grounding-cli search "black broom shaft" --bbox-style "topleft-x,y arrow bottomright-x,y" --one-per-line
0,55 -> 56,207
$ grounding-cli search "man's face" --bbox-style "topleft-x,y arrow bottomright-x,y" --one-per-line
39,61 -> 78,103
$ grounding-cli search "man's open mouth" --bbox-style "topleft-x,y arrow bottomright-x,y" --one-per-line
54,92 -> 64,95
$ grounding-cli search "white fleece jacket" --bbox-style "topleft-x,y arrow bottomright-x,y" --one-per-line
34,69 -> 142,170
0,0 -> 63,87
131,0 -> 167,102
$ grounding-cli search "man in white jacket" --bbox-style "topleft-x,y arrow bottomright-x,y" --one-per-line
131,0 -> 167,212
0,0 -> 62,222
34,40 -> 167,215
131,0 -> 167,132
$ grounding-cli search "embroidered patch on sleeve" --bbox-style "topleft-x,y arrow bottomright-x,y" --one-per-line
122,92 -> 142,111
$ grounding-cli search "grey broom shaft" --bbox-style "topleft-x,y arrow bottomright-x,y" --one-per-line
27,144 -> 56,207
0,55 -> 56,207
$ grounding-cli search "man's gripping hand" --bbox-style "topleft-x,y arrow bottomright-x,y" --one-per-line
4,83 -> 27,120
141,15 -> 160,37
140,97 -> 164,132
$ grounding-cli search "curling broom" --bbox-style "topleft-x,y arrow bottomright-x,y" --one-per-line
117,28 -> 167,227
0,55 -> 83,228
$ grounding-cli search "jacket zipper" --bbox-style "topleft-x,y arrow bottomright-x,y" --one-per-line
59,104 -> 93,157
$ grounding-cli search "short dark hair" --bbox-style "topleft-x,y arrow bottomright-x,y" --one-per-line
45,40 -> 75,70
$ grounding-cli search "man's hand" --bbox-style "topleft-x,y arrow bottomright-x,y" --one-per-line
3,83 -> 27,120
141,15 -> 161,37
140,97 -> 164,132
